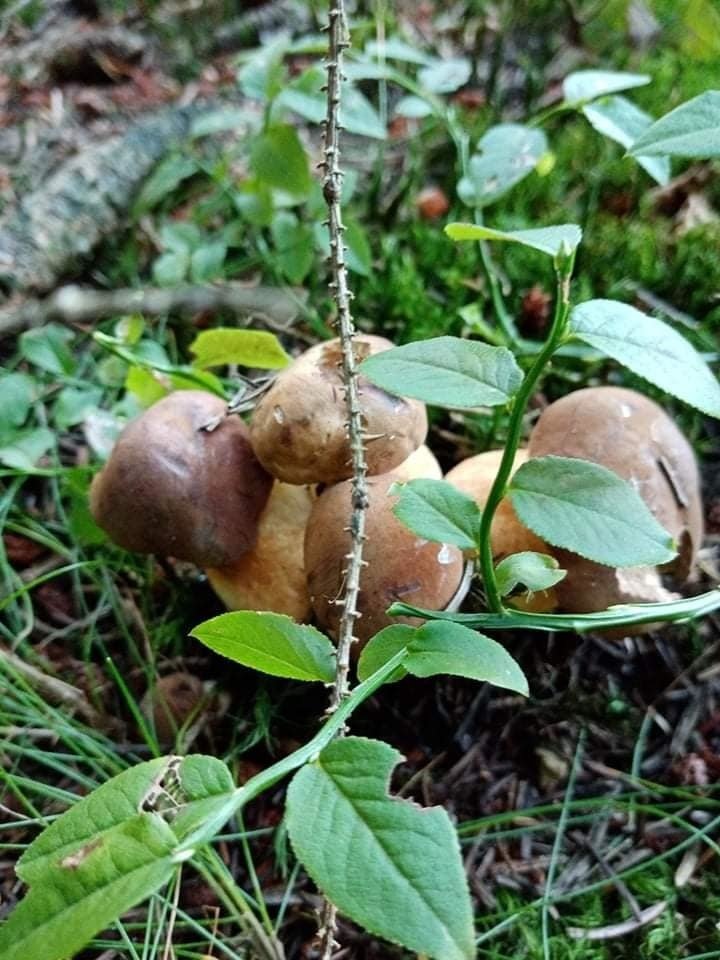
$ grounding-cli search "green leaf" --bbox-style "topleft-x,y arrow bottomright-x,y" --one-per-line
0,427 -> 55,469
160,221 -> 203,254
390,478 -> 481,549
19,323 -> 74,375
17,758 -> 170,883
125,365 -> 169,407
191,107 -> 249,138
359,621 -> 528,694
53,386 -> 103,429
345,218 -> 372,275
359,336 -> 523,409
508,455 -> 677,568
629,90 -> 720,158
286,737 -> 475,960
152,250 -> 189,286
582,96 -> 670,185
356,625 -> 415,683
0,816 -> 176,960
342,84 -> 387,139
190,611 -> 336,682
190,328 -> 290,370
135,154 -> 199,212
190,241 -> 227,282
569,299 -> 720,417
418,57 -> 471,93
237,36 -> 287,101
495,551 -> 566,597
395,95 -> 434,118
0,373 -> 35,429
562,69 -> 650,104
445,222 -> 582,257
366,37 -> 434,65
250,124 -> 312,198
169,755 -> 237,848
271,211 -> 315,283
457,124 -> 548,207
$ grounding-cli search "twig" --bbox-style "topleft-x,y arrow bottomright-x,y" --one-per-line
0,283 -> 305,338
317,4 -> 368,958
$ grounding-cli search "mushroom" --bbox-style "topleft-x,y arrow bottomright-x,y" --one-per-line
141,672 -> 206,745
304,473 -> 466,646
445,448 -> 558,611
527,386 -> 703,613
391,444 -> 443,482
90,390 -> 272,567
249,335 -> 428,485
206,482 -> 316,622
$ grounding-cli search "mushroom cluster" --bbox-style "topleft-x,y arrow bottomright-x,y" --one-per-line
91,340 -> 704,645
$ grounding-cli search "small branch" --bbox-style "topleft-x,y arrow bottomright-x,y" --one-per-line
322,3 -> 367,712
0,283 -> 304,338
317,3 -> 367,957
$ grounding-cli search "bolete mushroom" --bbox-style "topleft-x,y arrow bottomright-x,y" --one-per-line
141,672 -> 206,745
90,390 -> 272,567
304,473 -> 467,646
527,386 -> 703,613
391,443 -> 443,482
206,482 -> 316,622
445,448 -> 558,611
249,335 -> 428,485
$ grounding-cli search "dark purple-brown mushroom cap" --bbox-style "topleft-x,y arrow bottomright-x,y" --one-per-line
90,390 -> 272,567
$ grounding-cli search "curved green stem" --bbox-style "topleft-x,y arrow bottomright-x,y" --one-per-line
476,255 -> 575,613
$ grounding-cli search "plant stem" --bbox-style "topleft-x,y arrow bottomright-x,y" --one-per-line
476,252 -> 575,613
319,3 -> 366,952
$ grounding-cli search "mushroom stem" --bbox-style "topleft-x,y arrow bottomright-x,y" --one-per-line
477,249 -> 576,612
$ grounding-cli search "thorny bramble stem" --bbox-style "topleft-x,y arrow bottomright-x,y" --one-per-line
318,3 -> 367,955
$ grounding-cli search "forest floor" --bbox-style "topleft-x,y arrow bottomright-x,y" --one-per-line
1,1 -> 720,958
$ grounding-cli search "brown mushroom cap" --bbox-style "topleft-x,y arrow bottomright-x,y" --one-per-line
249,335 -> 428,485
528,386 -> 703,614
206,482 -> 316,622
304,474 -> 466,646
90,390 -> 272,567
141,672 -> 205,745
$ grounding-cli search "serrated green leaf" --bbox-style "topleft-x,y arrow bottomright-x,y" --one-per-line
390,478 -> 481,549
509,455 -> 677,568
360,336 -> 523,409
418,57 -> 471,94
355,625 -> 415,683
0,815 -> 176,960
286,737 -> 475,960
359,621 -> 528,694
191,611 -> 336,682
190,328 -> 290,370
629,90 -> 720,158
446,222 -> 582,257
495,551 -> 566,597
17,758 -> 170,883
582,96 -> 670,184
19,323 -> 74,375
562,69 -> 650,104
457,124 -> 548,207
169,755 -> 237,848
250,124 -> 312,198
569,299 -> 720,417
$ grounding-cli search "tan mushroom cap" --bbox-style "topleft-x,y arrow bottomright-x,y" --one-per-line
90,390 -> 272,568
304,474 -> 466,647
445,448 -> 558,611
445,448 -> 549,558
249,335 -> 428,485
528,386 -> 703,614
206,482 -> 316,622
